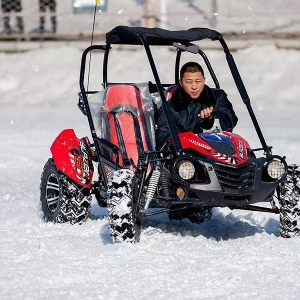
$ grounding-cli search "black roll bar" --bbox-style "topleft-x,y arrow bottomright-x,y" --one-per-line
175,50 -> 181,85
219,38 -> 272,158
79,44 -> 109,185
103,46 -> 110,88
198,49 -> 220,89
138,34 -> 183,155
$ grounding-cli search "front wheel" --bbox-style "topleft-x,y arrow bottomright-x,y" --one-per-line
279,164 -> 300,238
107,169 -> 141,243
40,158 -> 92,224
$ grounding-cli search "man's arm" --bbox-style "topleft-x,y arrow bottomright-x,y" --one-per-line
156,105 -> 173,149
213,90 -> 238,132
197,106 -> 215,130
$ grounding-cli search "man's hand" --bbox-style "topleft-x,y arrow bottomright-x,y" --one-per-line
198,106 -> 214,120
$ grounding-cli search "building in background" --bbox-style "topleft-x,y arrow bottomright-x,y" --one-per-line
39,0 -> 56,33
0,0 -> 299,37
1,0 -> 24,34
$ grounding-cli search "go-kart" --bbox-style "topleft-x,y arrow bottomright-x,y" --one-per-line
40,26 -> 300,242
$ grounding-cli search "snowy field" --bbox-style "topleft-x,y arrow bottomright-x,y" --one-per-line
1,43 -> 300,299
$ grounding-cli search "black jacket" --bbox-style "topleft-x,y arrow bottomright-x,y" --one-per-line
156,85 -> 238,149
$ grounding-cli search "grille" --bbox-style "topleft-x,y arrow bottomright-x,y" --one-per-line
214,163 -> 255,190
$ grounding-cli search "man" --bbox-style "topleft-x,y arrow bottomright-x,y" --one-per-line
156,62 -> 238,149
1,0 -> 24,34
39,0 -> 57,33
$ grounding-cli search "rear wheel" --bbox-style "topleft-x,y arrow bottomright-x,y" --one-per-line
279,164 -> 300,238
40,158 -> 92,224
107,169 -> 141,243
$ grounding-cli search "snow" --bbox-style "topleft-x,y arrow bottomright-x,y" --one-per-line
1,42 -> 300,299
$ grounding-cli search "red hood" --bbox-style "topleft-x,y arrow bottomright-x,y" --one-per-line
178,132 -> 251,166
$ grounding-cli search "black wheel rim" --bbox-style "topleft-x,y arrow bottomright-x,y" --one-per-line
45,173 -> 60,213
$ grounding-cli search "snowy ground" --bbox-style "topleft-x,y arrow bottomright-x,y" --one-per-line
1,44 -> 300,299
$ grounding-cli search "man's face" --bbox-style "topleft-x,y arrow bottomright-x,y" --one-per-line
180,71 -> 205,99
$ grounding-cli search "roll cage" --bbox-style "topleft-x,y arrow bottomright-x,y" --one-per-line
78,26 -> 272,177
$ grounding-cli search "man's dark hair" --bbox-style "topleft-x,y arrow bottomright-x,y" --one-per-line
180,62 -> 204,79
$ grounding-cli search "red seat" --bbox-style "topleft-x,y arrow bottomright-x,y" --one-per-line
165,85 -> 178,101
104,84 -> 151,168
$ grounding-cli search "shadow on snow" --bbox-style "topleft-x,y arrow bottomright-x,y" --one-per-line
91,204 -> 281,244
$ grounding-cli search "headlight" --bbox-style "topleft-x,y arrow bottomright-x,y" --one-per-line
178,160 -> 195,180
267,160 -> 286,179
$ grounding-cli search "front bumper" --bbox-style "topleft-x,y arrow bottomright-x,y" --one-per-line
159,157 -> 285,207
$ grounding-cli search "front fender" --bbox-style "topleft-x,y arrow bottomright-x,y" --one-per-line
50,129 -> 94,188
